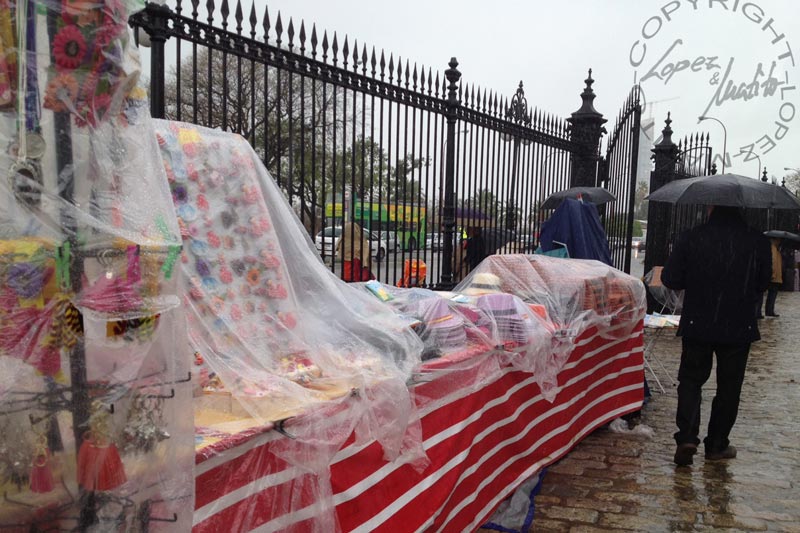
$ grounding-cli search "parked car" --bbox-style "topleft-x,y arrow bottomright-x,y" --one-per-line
425,232 -> 442,251
631,236 -> 646,251
373,230 -> 399,252
315,226 -> 342,258
315,226 -> 388,260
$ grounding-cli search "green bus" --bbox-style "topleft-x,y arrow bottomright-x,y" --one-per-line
325,200 -> 427,251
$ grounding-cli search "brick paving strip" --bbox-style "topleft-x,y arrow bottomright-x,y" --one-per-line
524,292 -> 800,532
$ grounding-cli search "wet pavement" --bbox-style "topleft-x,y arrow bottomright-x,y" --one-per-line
530,291 -> 800,532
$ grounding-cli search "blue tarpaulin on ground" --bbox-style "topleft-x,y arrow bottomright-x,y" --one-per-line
539,198 -> 613,265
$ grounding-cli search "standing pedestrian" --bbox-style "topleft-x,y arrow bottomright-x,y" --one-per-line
661,206 -> 771,466
764,238 -> 783,317
336,221 -> 375,282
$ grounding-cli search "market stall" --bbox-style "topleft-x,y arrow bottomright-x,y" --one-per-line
191,324 -> 643,532
154,122 -> 647,531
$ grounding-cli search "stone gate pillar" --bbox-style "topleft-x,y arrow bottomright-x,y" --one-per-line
644,114 -> 680,289
567,69 -> 607,187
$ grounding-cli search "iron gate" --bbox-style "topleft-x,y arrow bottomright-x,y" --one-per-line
599,86 -> 642,274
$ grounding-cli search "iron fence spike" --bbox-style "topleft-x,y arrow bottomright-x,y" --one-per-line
235,0 -> 243,35
206,0 -> 215,24
287,18 -> 295,50
396,57 -> 403,84
427,67 -> 433,95
262,5 -> 269,37
191,0 -> 199,19
359,43 -> 366,74
342,35 -> 349,68
248,1 -> 256,39
331,32 -> 338,65
310,23 -> 317,55
275,11 -> 282,46
220,0 -> 229,29
299,20 -> 306,53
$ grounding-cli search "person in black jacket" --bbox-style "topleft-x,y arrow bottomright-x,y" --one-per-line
661,206 -> 771,466
465,227 -> 487,270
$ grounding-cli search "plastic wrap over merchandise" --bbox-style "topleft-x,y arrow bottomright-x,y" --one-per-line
458,254 -> 646,337
359,284 -> 506,401
154,122 -> 425,465
0,1 -> 194,531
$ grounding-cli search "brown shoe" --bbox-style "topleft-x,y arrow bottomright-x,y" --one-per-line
674,443 -> 697,466
705,445 -> 737,461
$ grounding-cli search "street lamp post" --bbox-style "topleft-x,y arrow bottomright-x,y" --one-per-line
698,115 -> 727,173
752,154 -> 763,181
538,152 -> 557,208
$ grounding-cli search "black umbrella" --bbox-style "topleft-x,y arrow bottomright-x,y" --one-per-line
646,173 -> 800,210
764,230 -> 800,242
541,186 -> 616,210
764,230 -> 800,250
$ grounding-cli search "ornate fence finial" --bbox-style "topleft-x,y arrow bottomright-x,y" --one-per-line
506,81 -> 531,127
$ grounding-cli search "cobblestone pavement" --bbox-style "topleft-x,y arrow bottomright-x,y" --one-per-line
530,292 -> 800,532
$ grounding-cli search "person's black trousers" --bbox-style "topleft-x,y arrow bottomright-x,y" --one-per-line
765,282 -> 781,315
674,338 -> 750,453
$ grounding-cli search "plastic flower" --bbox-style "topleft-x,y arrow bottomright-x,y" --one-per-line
62,0 -> 102,27
53,25 -> 87,70
74,92 -> 111,128
246,268 -> 260,286
43,74 -> 79,112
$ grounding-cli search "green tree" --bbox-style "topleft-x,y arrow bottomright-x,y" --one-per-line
164,49 -> 426,234
785,170 -> 800,196
634,180 -> 649,220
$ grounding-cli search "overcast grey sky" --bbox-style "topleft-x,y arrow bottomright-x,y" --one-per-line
150,0 -> 800,181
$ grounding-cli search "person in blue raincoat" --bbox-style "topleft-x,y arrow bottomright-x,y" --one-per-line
661,206 -> 771,466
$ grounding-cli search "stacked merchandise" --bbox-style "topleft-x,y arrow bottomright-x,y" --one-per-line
458,254 -> 646,340
455,254 -> 646,400
366,286 -> 496,363
477,293 -> 532,346
0,0 -> 193,530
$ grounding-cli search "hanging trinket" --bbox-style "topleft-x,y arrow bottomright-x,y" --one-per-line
29,429 -> 54,494
121,394 -> 170,454
76,401 -> 127,491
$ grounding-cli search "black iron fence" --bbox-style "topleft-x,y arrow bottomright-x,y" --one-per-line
601,87 -> 641,274
131,1 -> 640,287
644,114 -> 799,284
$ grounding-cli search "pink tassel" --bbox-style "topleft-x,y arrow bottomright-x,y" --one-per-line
30,450 -> 55,494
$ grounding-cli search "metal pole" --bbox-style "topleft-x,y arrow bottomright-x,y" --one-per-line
439,57 -> 461,289
698,115 -> 727,173
142,3 -> 173,119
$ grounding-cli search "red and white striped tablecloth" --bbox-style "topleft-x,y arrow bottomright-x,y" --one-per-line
192,323 -> 644,532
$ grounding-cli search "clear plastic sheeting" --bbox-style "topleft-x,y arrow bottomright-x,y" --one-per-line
154,120 -> 425,526
0,0 -> 192,530
453,255 -> 646,397
644,267 -> 684,313
457,254 -> 647,339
